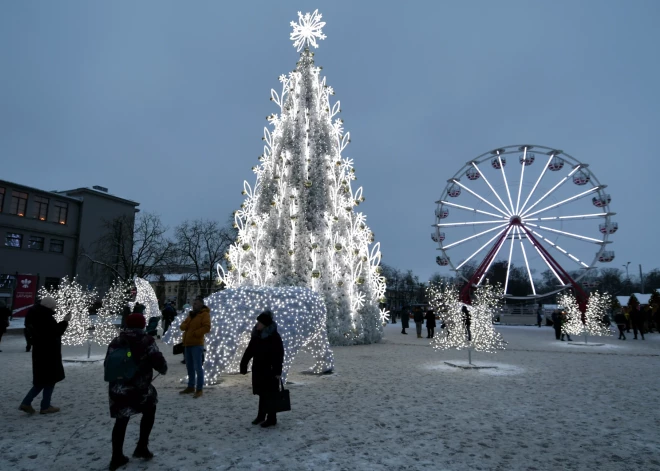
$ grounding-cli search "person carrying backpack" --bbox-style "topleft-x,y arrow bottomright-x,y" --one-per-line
105,313 -> 167,470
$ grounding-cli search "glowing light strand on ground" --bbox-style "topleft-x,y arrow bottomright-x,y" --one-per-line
38,276 -> 97,346
163,286 -> 334,384
217,11 -> 386,346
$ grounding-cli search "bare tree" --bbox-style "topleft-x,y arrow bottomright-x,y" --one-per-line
83,212 -> 176,284
174,219 -> 236,297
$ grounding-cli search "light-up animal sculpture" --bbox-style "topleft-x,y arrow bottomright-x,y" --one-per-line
163,286 -> 334,384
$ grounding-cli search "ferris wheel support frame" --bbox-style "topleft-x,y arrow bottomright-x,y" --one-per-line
459,220 -> 590,314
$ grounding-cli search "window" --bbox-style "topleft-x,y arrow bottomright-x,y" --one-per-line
32,196 -> 49,221
28,236 -> 45,251
10,191 -> 28,217
0,187 -> 5,212
53,201 -> 68,225
5,233 -> 23,248
49,239 -> 64,253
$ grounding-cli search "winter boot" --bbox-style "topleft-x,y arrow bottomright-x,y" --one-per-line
179,387 -> 195,395
193,390 -> 203,398
252,415 -> 266,425
40,406 -> 60,414
109,455 -> 129,470
19,404 -> 36,414
133,443 -> 154,461
261,416 -> 277,428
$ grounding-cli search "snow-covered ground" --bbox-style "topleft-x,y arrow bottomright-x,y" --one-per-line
1,323 -> 660,471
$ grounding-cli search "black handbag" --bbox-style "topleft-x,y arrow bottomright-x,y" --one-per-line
276,379 -> 291,413
173,343 -> 184,355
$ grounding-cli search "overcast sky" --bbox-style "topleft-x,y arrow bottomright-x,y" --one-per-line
2,1 -> 658,282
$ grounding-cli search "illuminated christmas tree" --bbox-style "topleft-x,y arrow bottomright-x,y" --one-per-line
218,10 -> 386,346
129,277 -> 161,320
427,282 -> 505,363
38,276 -> 97,346
94,279 -> 131,345
558,291 -> 612,343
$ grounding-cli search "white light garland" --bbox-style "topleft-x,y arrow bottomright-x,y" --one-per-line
163,286 -> 334,384
129,277 -> 161,321
558,291 -> 612,341
427,282 -> 506,354
38,276 -> 97,346
217,11 -> 386,346
94,279 -> 131,346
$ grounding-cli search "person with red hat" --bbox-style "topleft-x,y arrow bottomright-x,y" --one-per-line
105,311 -> 168,470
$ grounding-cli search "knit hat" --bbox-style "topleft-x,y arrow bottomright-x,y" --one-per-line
256,310 -> 273,327
132,303 -> 146,314
41,296 -> 57,311
126,313 -> 146,329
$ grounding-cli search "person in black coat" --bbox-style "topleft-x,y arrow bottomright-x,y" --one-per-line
0,300 -> 10,352
630,305 -> 645,340
18,296 -> 70,414
400,310 -> 409,334
106,313 -> 168,470
425,310 -> 436,338
461,305 -> 472,341
614,312 -> 627,340
240,311 -> 284,428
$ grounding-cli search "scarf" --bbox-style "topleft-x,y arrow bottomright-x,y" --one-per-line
252,322 -> 278,340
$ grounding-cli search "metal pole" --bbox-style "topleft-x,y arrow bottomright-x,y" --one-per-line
468,348 -> 472,365
87,336 -> 92,359
639,265 -> 644,294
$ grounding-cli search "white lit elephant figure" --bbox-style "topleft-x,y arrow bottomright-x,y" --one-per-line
162,286 -> 334,384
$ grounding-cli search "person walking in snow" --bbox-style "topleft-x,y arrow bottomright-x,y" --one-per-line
18,296 -> 71,415
560,311 -> 573,341
537,305 -> 543,328
179,296 -> 211,398
23,300 -> 40,352
630,305 -> 645,340
413,308 -> 425,338
161,301 -> 177,335
614,311 -> 627,340
400,309 -> 409,334
240,311 -> 284,428
106,313 -> 168,470
461,305 -> 472,341
425,310 -> 436,338
551,309 -> 562,340
0,300 -> 10,352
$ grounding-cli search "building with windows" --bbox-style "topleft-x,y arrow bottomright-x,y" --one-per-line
0,179 -> 139,312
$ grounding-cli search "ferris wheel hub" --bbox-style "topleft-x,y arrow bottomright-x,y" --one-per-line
509,215 -> 523,226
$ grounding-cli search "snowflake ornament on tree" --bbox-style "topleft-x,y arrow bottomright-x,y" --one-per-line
38,276 -> 97,346
290,10 -> 327,51
218,11 -> 386,346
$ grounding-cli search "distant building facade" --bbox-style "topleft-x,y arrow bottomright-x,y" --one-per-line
0,180 -> 139,313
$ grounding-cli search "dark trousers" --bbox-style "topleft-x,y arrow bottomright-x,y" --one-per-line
466,325 -> 472,341
554,326 -> 562,340
617,324 -> 626,339
427,327 -> 435,338
258,393 -> 276,422
632,323 -> 645,339
22,384 -> 55,410
112,405 -> 156,458
24,329 -> 32,351
162,318 -> 171,334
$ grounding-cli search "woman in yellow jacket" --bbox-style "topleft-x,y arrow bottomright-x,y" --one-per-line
179,296 -> 211,398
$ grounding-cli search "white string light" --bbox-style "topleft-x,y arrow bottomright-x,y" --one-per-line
94,279 -> 131,346
558,291 -> 612,339
38,276 -> 97,346
129,277 -> 161,322
163,286 -> 334,384
427,282 -> 506,353
217,11 -> 386,346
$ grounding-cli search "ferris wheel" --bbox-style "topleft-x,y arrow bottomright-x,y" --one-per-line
433,145 -> 616,303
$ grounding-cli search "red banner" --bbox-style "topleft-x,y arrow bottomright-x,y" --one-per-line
12,275 -> 38,317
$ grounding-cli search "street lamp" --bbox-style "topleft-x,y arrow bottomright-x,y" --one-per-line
623,262 -> 631,295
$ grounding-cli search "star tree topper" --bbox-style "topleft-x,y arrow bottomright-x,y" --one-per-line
290,10 -> 327,51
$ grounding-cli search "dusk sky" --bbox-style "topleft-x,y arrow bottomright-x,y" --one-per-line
2,1 -> 659,282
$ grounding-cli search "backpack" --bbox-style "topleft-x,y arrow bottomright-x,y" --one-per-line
104,341 -> 139,382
